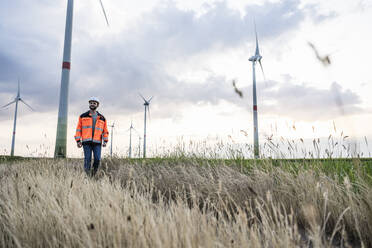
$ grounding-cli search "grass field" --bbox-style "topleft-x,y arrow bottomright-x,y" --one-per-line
0,156 -> 371,247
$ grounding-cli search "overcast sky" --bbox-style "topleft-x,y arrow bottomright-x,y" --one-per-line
0,0 -> 371,157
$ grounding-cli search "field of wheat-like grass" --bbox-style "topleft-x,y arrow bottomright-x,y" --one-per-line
0,157 -> 371,247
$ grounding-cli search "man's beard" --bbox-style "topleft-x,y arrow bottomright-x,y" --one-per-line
89,105 -> 97,111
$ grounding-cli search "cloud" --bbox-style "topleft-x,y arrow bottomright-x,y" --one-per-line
300,2 -> 338,22
117,0 -> 308,59
0,0 -> 348,123
71,0 -> 308,107
256,81 -> 365,120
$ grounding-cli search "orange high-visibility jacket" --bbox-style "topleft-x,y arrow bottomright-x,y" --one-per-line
74,111 -> 109,144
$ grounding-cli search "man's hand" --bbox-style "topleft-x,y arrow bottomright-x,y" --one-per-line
102,142 -> 107,147
77,141 -> 82,148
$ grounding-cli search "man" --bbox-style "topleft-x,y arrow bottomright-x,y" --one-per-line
74,97 -> 109,176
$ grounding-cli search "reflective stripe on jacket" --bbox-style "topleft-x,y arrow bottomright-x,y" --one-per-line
74,111 -> 109,144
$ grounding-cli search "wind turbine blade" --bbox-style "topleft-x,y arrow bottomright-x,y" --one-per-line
132,127 -> 140,136
17,78 -> 20,97
258,59 -> 266,81
254,21 -> 260,56
2,100 -> 16,108
98,0 -> 110,26
138,93 -> 146,102
132,125 -> 139,132
148,96 -> 153,103
20,99 -> 34,111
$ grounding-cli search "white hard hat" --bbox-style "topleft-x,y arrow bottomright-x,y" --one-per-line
89,97 -> 100,104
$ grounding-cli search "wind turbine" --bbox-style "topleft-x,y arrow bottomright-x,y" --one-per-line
54,0 -> 109,158
138,136 -> 142,158
248,23 -> 265,159
139,94 -> 153,158
126,120 -> 140,158
2,79 -> 34,156
109,122 -> 115,157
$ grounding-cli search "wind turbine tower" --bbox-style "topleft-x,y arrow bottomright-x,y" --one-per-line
139,94 -> 153,158
2,79 -> 34,156
54,0 -> 109,158
248,24 -> 265,159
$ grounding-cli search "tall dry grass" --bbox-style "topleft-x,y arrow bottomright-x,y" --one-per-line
0,158 -> 371,247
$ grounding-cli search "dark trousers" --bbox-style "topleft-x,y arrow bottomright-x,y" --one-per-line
83,143 -> 102,176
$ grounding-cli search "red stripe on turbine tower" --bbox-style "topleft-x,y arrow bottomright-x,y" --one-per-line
62,62 -> 71,70
253,105 -> 257,111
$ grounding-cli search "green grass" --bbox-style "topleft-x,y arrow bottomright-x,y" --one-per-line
101,156 -> 372,184
3,155 -> 372,184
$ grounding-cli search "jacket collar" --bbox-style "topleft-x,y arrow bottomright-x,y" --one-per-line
88,110 -> 99,117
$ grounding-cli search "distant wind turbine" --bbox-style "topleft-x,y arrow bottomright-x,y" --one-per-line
2,79 -> 34,156
248,23 -> 265,159
127,122 -> 133,158
126,120 -> 140,158
138,136 -> 142,158
139,94 -> 153,158
109,122 -> 115,157
55,0 -> 109,158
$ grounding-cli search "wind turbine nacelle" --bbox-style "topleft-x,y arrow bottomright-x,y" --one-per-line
249,55 -> 262,62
